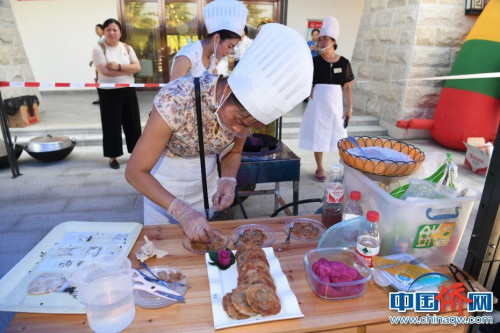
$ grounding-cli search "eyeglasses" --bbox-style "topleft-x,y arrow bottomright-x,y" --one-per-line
447,263 -> 481,293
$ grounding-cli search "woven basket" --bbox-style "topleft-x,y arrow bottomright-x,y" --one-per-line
337,136 -> 425,177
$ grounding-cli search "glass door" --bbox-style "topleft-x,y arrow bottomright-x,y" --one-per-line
123,1 -> 162,83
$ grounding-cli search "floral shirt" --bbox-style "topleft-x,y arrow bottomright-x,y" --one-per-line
153,73 -> 235,158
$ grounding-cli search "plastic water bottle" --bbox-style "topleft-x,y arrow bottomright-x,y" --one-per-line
343,190 -> 363,220
356,211 -> 380,268
322,164 -> 344,228
342,191 -> 364,246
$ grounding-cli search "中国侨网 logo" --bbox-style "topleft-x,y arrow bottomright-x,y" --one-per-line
389,282 -> 493,315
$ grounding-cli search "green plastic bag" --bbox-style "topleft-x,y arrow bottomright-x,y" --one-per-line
390,153 -> 454,199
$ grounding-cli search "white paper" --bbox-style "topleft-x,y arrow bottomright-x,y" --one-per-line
205,247 -> 304,330
0,221 -> 142,313
37,231 -> 131,271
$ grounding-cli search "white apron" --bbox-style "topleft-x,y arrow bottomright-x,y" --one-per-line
143,154 -> 218,225
299,84 -> 347,152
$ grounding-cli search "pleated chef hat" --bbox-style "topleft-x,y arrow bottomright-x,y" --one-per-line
228,24 -> 313,125
319,16 -> 340,40
203,0 -> 248,36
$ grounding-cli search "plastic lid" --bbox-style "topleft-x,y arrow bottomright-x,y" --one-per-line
350,191 -> 361,201
330,164 -> 344,173
366,211 -> 379,222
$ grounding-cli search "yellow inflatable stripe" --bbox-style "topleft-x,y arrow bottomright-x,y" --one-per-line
465,0 -> 500,43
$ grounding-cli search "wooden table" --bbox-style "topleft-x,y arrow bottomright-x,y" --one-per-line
8,216 -> 471,332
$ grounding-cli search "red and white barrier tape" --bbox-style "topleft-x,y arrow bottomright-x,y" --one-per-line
0,82 -> 166,88
0,72 -> 499,88
356,71 -> 500,83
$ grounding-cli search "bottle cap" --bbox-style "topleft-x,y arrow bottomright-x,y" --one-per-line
330,164 -> 344,174
350,191 -> 361,201
366,210 -> 379,222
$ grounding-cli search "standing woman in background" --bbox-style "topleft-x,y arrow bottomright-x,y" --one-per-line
169,0 -> 248,81
307,28 -> 320,57
92,18 -> 142,169
299,16 -> 354,181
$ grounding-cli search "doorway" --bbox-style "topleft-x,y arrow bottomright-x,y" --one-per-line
118,0 -> 282,83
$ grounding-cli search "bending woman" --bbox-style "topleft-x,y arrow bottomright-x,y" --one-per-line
125,24 -> 313,242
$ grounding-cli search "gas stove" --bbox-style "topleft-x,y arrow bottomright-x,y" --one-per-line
236,139 -> 300,217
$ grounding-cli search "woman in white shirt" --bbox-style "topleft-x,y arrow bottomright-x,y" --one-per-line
169,0 -> 248,81
92,18 -> 141,169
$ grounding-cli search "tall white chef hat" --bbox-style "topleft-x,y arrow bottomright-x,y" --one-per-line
203,0 -> 248,36
228,23 -> 313,125
319,16 -> 340,40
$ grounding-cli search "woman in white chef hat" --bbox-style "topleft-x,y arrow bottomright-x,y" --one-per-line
169,0 -> 248,81
298,16 -> 354,182
125,24 -> 313,242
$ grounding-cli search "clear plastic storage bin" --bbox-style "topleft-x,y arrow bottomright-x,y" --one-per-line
343,165 -> 480,266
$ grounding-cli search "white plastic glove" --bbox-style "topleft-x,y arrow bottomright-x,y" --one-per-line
168,198 -> 212,242
212,177 -> 236,212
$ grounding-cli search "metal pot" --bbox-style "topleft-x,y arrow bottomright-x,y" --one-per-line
25,134 -> 76,162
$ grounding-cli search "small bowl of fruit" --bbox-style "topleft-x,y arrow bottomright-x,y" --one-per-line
304,247 -> 372,300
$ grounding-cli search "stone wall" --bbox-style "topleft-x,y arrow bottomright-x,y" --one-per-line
351,0 -> 477,138
0,0 -> 39,101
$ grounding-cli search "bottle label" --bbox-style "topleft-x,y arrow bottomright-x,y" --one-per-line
356,240 -> 380,268
343,213 -> 361,221
326,183 -> 344,203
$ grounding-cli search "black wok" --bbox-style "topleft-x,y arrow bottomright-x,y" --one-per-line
0,144 -> 23,168
24,134 -> 76,162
